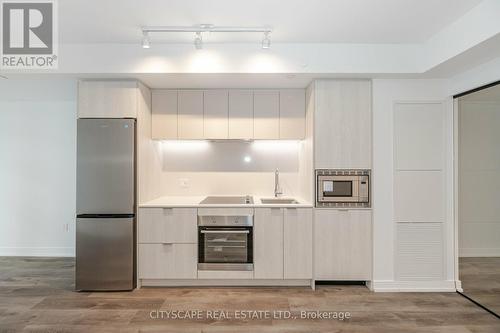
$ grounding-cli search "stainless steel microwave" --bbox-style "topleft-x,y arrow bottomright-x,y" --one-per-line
316,169 -> 370,208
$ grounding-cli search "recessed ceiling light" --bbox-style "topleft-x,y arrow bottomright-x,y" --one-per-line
244,156 -> 252,163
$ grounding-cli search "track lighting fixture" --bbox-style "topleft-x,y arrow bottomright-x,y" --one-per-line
141,25 -> 272,49
194,31 -> 203,50
141,31 -> 150,49
261,32 -> 271,49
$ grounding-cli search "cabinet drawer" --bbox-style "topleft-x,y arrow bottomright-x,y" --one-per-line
138,243 -> 197,279
138,208 -> 197,243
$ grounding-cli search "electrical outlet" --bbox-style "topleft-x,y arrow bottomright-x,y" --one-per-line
179,178 -> 190,188
63,224 -> 69,232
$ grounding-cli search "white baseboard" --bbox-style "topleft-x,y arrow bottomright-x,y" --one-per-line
0,247 -> 75,257
459,248 -> 500,257
371,280 -> 457,292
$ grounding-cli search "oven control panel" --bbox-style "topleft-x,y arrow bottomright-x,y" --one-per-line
198,215 -> 253,227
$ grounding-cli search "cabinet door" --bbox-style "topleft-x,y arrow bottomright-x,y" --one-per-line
204,90 -> 229,139
78,81 -> 137,118
138,208 -> 197,243
254,90 -> 279,139
229,90 -> 254,139
178,90 -> 203,139
314,80 -> 371,168
254,208 -> 283,279
284,208 -> 312,279
152,90 -> 177,139
279,89 -> 305,139
138,244 -> 197,279
314,209 -> 372,280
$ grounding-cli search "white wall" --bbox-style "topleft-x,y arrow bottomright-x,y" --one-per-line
0,79 -> 77,257
372,79 -> 455,291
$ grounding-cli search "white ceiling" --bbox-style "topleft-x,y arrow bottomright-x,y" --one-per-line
59,0 -> 482,44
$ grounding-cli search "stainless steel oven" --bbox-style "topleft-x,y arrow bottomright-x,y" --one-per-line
316,169 -> 370,208
198,214 -> 253,271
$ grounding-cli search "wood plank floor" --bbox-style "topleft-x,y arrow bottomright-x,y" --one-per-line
460,257 -> 500,315
0,257 -> 499,333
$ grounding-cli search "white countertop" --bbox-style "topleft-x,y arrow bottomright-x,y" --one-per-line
139,196 -> 313,208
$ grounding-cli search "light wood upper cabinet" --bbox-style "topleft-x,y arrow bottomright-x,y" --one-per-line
150,89 -> 306,140
254,90 -> 280,139
204,90 -> 229,139
314,80 -> 371,168
254,208 -> 284,279
152,90 -> 177,139
228,90 -> 254,139
284,208 -> 312,279
314,209 -> 372,280
78,81 -> 138,118
178,90 -> 204,139
280,89 -> 305,139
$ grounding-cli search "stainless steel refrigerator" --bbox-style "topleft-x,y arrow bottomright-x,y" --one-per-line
76,118 -> 136,291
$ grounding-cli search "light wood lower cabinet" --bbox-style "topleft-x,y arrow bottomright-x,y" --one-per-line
254,208 -> 284,279
284,208 -> 312,279
138,243 -> 197,279
314,209 -> 372,280
254,208 -> 313,280
138,208 -> 197,243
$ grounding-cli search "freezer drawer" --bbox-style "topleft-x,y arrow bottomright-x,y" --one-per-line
76,217 -> 134,291
76,118 -> 135,214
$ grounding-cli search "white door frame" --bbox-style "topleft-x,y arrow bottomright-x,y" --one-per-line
453,98 -> 463,292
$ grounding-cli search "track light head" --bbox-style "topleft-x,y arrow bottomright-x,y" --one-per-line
142,31 -> 151,49
262,31 -> 271,49
194,32 -> 203,50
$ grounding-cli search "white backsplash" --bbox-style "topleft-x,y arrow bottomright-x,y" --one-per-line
161,140 -> 299,172
159,140 -> 302,197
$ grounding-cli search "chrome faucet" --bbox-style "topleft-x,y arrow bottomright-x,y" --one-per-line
274,168 -> 283,197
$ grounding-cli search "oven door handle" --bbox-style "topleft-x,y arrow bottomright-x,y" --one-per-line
201,230 -> 250,234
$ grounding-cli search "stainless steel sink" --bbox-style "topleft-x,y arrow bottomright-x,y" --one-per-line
260,198 -> 299,204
